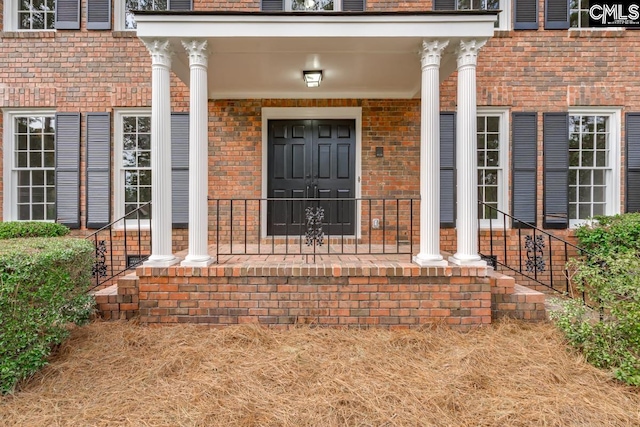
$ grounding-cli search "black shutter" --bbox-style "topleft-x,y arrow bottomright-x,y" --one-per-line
262,0 -> 284,10
343,0 -> 365,11
169,0 -> 193,9
55,113 -> 81,229
171,113 -> 189,228
545,0 -> 570,29
543,113 -> 569,229
440,112 -> 456,227
433,0 -> 456,9
55,0 -> 81,29
86,113 -> 111,228
626,113 -> 640,212
87,0 -> 111,30
512,112 -> 538,227
514,0 -> 539,30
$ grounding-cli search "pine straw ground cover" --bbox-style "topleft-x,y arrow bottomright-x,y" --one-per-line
1,320 -> 639,426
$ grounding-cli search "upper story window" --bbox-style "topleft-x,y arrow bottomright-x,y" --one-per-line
569,0 -> 590,28
124,0 -> 168,30
290,0 -> 336,10
19,0 -> 55,30
433,0 -> 508,31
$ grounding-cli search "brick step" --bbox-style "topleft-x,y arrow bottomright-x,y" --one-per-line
492,283 -> 546,322
92,274 -> 140,320
489,270 -> 516,295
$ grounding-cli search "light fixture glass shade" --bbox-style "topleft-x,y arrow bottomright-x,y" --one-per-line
303,70 -> 323,88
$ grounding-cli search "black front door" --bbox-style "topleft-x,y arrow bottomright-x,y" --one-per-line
267,119 -> 356,236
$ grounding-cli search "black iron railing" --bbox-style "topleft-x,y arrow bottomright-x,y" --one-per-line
478,201 -> 594,303
86,202 -> 152,291
209,198 -> 417,262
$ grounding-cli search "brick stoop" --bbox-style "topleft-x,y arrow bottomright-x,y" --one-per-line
92,274 -> 140,320
490,271 -> 546,321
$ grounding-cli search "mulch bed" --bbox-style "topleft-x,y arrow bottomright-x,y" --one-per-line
1,320 -> 639,426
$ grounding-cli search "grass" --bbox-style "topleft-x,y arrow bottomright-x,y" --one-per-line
1,320 -> 639,426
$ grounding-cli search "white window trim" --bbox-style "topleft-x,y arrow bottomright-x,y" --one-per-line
284,0 -> 343,12
496,0 -> 510,32
2,108 -> 57,222
114,108 -> 152,230
568,107 -> 621,228
114,0 -> 130,31
477,107 -> 509,230
3,0 -> 56,32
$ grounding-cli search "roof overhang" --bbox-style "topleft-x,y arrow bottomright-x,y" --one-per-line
135,11 -> 498,99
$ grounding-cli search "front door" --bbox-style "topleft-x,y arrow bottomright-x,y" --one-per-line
267,119 -> 356,236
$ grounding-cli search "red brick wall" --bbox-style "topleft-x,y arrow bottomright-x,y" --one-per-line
1,1 -> 639,259
136,263 -> 492,330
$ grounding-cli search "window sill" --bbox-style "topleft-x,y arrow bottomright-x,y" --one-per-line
569,29 -> 625,38
1,30 -> 56,38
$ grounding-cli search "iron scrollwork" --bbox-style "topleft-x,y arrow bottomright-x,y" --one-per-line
524,235 -> 546,273
305,206 -> 324,246
92,240 -> 108,278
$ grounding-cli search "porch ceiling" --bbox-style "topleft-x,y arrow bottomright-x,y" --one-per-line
135,11 -> 498,99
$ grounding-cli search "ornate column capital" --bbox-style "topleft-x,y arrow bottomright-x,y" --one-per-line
420,39 -> 449,69
144,39 -> 173,68
456,39 -> 487,69
182,40 -> 209,68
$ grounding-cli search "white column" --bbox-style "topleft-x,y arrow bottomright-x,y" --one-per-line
182,40 -> 213,266
143,39 -> 177,267
450,39 -> 487,266
413,39 -> 449,267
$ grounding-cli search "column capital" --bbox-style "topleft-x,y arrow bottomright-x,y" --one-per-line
420,39 -> 449,68
144,39 -> 173,68
182,40 -> 209,68
456,39 -> 487,69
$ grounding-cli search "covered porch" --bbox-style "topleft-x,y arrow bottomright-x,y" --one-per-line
133,10 -> 498,269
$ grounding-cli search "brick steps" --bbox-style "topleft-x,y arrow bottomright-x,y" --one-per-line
92,274 -> 140,320
490,270 -> 547,321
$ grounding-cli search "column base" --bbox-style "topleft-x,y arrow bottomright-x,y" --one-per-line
413,254 -> 448,267
448,254 -> 486,267
181,255 -> 215,267
144,255 -> 180,268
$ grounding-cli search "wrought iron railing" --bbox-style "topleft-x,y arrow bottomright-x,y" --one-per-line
209,197 -> 417,263
477,201 -> 594,304
86,202 -> 152,291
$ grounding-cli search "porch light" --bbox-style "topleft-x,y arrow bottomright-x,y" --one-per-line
303,70 -> 323,88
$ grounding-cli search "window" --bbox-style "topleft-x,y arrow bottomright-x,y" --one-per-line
122,0 -> 169,30
3,111 -> 56,221
569,0 -> 590,28
288,0 -> 338,10
18,0 -> 55,29
568,110 -> 620,226
457,0 -> 501,28
115,110 -> 152,224
477,109 -> 509,227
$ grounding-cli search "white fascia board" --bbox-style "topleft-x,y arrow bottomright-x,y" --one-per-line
210,90 -> 416,100
135,14 -> 497,40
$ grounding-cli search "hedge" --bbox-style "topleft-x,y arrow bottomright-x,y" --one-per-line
0,237 -> 94,394
0,222 -> 70,240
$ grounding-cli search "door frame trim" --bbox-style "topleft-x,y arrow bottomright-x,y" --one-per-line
261,107 -> 362,239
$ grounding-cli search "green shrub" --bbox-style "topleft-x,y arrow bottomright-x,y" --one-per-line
574,213 -> 640,256
0,222 -> 70,240
550,216 -> 640,385
0,237 -> 94,394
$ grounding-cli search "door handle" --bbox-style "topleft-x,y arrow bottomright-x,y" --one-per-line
306,184 -> 310,199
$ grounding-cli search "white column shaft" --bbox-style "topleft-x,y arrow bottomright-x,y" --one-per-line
145,40 -> 176,266
182,40 -> 213,266
414,40 -> 448,267
452,40 -> 486,265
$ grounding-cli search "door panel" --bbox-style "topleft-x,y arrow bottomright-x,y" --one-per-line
267,119 -> 355,236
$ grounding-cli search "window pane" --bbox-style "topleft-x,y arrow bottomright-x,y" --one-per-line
138,134 -> 151,150
32,204 -> 45,220
486,151 -> 499,167
46,204 -> 56,220
593,203 -> 605,216
593,186 -> 605,203
123,117 -> 137,132
596,150 -> 607,167
579,204 -> 591,219
486,117 -> 499,132
569,186 -> 577,203
32,187 -> 44,203
137,151 -> 151,168
18,171 -> 30,186
16,152 -> 28,168
579,186 -> 591,202
581,133 -> 593,150
569,203 -> 577,219
46,170 -> 55,185
138,117 -> 151,132
33,171 -> 45,186
29,152 -> 42,168
569,134 -> 580,149
46,187 -> 55,202
18,188 -> 30,204
593,170 -> 605,185
139,170 -> 152,186
44,135 -> 55,150
18,205 -> 30,220
581,150 -> 594,167
579,170 -> 592,185
569,151 -> 580,167
44,152 -> 55,168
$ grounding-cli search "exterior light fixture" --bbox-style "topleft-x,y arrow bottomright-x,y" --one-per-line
303,70 -> 323,88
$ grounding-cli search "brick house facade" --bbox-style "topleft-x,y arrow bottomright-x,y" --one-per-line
1,0 -> 638,327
